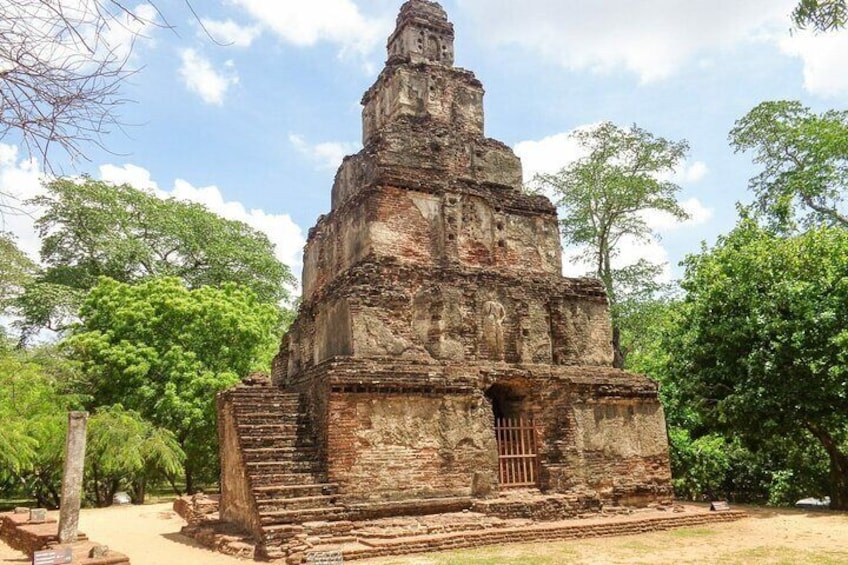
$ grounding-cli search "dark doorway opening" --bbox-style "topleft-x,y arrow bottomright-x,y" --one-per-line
485,384 -> 540,489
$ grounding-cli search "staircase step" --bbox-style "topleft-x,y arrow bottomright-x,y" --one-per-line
246,461 -> 322,475
234,415 -> 305,426
237,423 -> 303,432
240,435 -> 305,449
256,495 -> 338,512
232,409 -> 299,416
230,389 -> 297,396
259,507 -> 346,526
242,449 -> 318,463
260,524 -> 305,544
250,473 -> 327,487
253,483 -> 338,499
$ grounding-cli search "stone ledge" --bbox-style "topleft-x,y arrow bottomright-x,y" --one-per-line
336,507 -> 748,562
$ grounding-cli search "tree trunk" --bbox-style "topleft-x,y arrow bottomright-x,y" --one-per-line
107,478 -> 120,506
133,477 -> 146,504
806,424 -> 848,510
600,248 -> 624,368
612,326 -> 624,368
185,467 -> 194,495
167,474 -> 183,496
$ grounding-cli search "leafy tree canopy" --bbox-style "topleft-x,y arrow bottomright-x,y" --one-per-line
677,220 -> 848,509
15,178 -> 293,341
730,100 -> 848,230
63,276 -> 280,492
793,0 -> 847,31
86,405 -> 185,506
0,341 -> 83,506
0,233 -> 35,311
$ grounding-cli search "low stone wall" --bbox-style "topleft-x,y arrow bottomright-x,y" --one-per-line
181,500 -> 747,564
172,494 -> 220,527
339,508 -> 748,562
0,511 -> 129,564
0,511 -> 72,555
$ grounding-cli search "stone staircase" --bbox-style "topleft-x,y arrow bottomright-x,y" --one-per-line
226,386 -> 343,558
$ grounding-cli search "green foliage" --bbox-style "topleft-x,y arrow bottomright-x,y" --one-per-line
63,276 -> 279,491
676,220 -> 848,508
730,101 -> 848,230
668,430 -> 730,501
86,405 -> 185,506
534,122 -> 689,365
793,0 -> 847,31
0,342 -> 82,507
17,177 -> 293,340
0,233 -> 35,313
535,122 -> 689,300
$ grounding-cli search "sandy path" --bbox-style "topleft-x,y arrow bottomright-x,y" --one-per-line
2,504 -> 847,564
1,503 -> 246,565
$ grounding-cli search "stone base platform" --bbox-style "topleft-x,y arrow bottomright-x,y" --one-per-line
177,494 -> 746,564
0,510 -> 130,564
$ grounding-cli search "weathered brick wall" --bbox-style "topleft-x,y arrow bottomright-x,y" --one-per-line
530,375 -> 673,505
308,183 -> 559,301
280,360 -> 671,507
217,394 -> 262,539
326,391 -> 498,502
282,262 -> 614,377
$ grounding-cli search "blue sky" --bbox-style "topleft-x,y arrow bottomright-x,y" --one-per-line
2,0 -> 847,293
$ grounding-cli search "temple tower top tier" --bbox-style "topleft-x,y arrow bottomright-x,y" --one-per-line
361,0 -> 483,145
387,0 -> 455,66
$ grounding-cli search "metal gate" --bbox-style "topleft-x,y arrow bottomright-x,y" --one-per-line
495,417 -> 540,488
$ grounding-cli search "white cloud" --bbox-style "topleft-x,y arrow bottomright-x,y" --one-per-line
641,197 -> 714,232
681,161 -> 709,184
99,163 -> 158,190
457,0 -> 796,82
178,48 -> 239,105
0,144 -> 47,260
779,30 -> 848,98
229,0 -> 388,58
289,134 -> 360,171
514,129 -> 592,183
99,164 -> 306,280
199,18 -> 260,48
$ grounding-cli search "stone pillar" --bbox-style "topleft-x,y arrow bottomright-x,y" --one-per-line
58,411 -> 88,544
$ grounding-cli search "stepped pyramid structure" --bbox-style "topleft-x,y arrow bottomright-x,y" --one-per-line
217,0 -> 672,559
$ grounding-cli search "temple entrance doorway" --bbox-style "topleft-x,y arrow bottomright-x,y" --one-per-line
486,384 -> 540,489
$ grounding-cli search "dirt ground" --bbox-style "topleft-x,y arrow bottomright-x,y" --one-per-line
1,503 -> 846,564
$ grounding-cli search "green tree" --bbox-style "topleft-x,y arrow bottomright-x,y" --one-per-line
63,277 -> 279,493
0,233 -> 35,313
534,122 -> 690,366
793,0 -> 847,31
14,178 -> 292,341
730,100 -> 848,230
86,406 -> 185,506
677,220 -> 848,509
0,341 -> 82,507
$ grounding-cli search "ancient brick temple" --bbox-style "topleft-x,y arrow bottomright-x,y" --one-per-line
217,0 -> 672,558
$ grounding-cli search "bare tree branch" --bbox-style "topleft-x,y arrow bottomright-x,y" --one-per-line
0,0 -> 200,175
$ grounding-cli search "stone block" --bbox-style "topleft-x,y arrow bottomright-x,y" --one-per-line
28,509 -> 47,524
